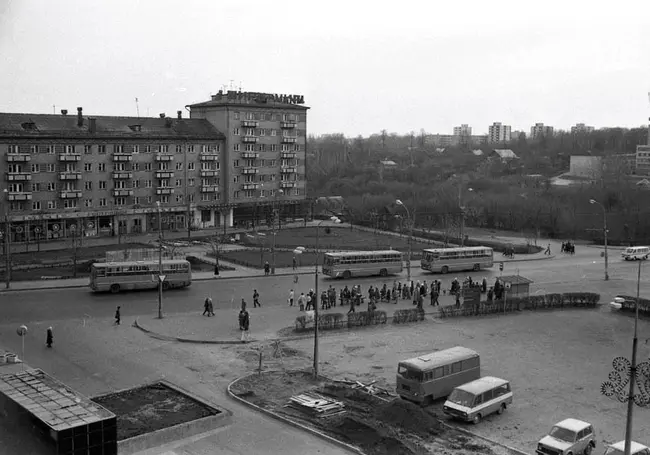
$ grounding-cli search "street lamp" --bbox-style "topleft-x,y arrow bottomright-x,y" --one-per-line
589,198 -> 609,281
156,201 -> 164,319
459,187 -> 473,247
313,215 -> 341,377
271,189 -> 284,275
601,259 -> 650,455
2,188 -> 10,289
69,224 -> 78,278
395,199 -> 413,283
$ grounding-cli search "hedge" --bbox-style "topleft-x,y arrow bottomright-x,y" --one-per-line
294,308 -> 420,333
438,292 -> 601,318
614,295 -> 650,316
393,308 -> 425,324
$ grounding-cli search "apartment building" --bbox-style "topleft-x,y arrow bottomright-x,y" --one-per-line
187,90 -> 308,226
636,145 -> 650,176
529,123 -> 554,139
488,122 -> 512,144
570,123 -> 595,134
453,124 -> 472,137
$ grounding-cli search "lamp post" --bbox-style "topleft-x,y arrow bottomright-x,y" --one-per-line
157,201 -> 164,319
271,189 -> 284,275
589,198 -> 609,281
70,224 -> 78,278
2,189 -> 10,289
312,215 -> 341,377
395,199 -> 413,283
601,259 -> 650,455
458,186 -> 473,247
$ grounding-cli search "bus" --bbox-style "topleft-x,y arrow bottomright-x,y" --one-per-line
89,259 -> 192,293
322,250 -> 403,279
421,246 -> 494,274
396,346 -> 481,405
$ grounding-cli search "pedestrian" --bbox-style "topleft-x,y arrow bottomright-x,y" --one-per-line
298,292 -> 306,311
46,327 -> 53,348
241,298 -> 247,311
253,289 -> 260,308
292,256 -> 297,270
239,308 -> 250,341
264,261 -> 270,276
213,263 -> 219,276
288,289 -> 295,307
545,243 -> 551,255
455,292 -> 461,308
114,306 -> 121,325
305,293 -> 312,311
203,297 -> 212,316
208,298 -> 214,316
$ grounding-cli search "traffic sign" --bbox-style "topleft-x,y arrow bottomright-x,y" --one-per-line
499,262 -> 504,271
158,275 -> 166,282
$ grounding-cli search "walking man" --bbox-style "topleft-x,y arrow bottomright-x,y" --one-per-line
288,289 -> 295,307
114,306 -> 121,325
298,292 -> 306,311
239,308 -> 250,342
264,261 -> 270,276
545,243 -> 551,255
292,256 -> 297,270
253,289 -> 260,308
203,297 -> 212,316
46,327 -> 53,348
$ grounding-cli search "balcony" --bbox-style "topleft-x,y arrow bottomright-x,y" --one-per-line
280,152 -> 297,159
112,189 -> 134,197
59,190 -> 82,199
58,153 -> 81,162
200,170 -> 219,177
242,135 -> 258,143
200,153 -> 219,161
155,171 -> 174,179
200,185 -> 219,193
281,136 -> 297,144
241,167 -> 259,175
280,166 -> 297,174
7,192 -> 32,201
242,183 -> 260,190
6,154 -> 31,162
241,120 -> 258,128
112,172 -> 133,179
281,121 -> 297,129
241,152 -> 259,159
113,153 -> 133,162
59,171 -> 82,180
156,188 -> 174,195
155,154 -> 174,162
6,172 -> 32,182
281,181 -> 297,189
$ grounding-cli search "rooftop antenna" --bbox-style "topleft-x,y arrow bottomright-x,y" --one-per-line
135,97 -> 140,118
239,81 -> 243,91
229,80 -> 234,90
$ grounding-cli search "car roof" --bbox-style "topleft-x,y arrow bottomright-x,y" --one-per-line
555,418 -> 591,432
400,347 -> 479,370
454,376 -> 509,394
610,441 -> 649,453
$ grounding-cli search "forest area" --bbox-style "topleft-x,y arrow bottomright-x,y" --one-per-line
306,126 -> 650,245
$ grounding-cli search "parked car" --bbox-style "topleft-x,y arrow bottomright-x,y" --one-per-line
536,418 -> 596,455
443,376 -> 512,424
603,441 -> 650,455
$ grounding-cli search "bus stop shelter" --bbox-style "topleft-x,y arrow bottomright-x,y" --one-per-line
499,275 -> 533,297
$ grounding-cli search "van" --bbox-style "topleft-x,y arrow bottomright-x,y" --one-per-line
622,247 -> 649,261
443,376 -> 512,424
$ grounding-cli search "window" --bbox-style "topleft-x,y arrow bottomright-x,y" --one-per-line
144,163 -> 152,171
245,128 -> 255,136
482,389 -> 494,402
84,163 -> 92,172
245,144 -> 255,152
233,144 -> 240,152
451,362 -> 462,374
461,357 -> 479,370
30,145 -> 38,154
47,183 -> 55,191
115,197 -> 126,206
98,145 -> 106,154
31,183 -> 41,192
175,179 -> 182,187
30,163 -> 39,173
47,201 -> 56,209
188,178 -> 195,186
233,160 -> 240,167
98,163 -> 106,172
132,145 -> 139,153
271,144 -> 277,152
188,162 -> 195,170
188,194 -> 194,203
233,176 -> 240,183
134,180 -> 141,188
98,181 -> 106,190
145,180 -> 152,188
32,201 -> 41,210
234,112 -> 240,120
259,128 -> 265,136
176,194 -> 184,203
159,145 -> 168,153
202,145 -> 208,153
145,145 -> 151,153
473,394 -> 483,406
146,196 -> 152,204
271,129 -> 277,136
84,199 -> 92,208
494,383 -> 510,397
159,195 -> 169,204
201,193 -> 210,202
99,198 -> 107,207
234,191 -> 240,199
133,197 -> 140,205
188,145 -> 195,153
433,367 -> 444,379
159,179 -> 169,188
84,181 -> 93,190
233,128 -> 240,135
175,162 -> 183,170
64,145 -> 74,154
47,145 -> 55,154
47,164 -> 56,172
63,199 -> 77,209
133,163 -> 140,171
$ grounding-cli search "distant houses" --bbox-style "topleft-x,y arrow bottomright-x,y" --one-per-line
488,149 -> 519,161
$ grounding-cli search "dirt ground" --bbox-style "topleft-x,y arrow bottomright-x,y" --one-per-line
230,370 -> 516,455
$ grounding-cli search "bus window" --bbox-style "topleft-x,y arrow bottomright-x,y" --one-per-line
433,367 -> 444,379
398,366 -> 422,381
451,361 -> 462,374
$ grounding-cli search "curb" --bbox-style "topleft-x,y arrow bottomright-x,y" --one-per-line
227,373 -> 364,455
132,318 -> 252,345
438,421 -> 528,455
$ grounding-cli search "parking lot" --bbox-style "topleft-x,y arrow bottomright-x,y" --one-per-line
283,307 -> 650,451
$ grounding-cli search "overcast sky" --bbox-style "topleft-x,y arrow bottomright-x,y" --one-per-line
1,0 -> 649,136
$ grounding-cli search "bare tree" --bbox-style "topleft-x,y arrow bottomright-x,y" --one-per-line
380,129 -> 387,150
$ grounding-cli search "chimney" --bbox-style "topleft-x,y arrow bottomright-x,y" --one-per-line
165,117 -> 173,128
89,118 -> 96,133
159,113 -> 166,119
177,110 -> 182,119
77,107 -> 83,127
61,109 -> 68,116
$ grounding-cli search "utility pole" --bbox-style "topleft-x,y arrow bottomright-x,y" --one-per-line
157,202 -> 164,319
2,189 -> 10,289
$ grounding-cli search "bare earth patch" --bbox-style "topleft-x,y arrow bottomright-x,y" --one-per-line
231,370 -> 518,455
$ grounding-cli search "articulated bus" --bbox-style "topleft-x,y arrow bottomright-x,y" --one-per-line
421,246 -> 494,274
322,250 -> 403,279
396,346 -> 481,405
89,259 -> 192,293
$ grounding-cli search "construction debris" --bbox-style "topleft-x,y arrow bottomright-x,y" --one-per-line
334,379 -> 394,398
286,392 -> 346,418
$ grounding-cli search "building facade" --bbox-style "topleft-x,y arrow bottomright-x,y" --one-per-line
570,123 -> 594,134
453,124 -> 472,137
488,122 -> 512,144
636,145 -> 650,175
529,123 -> 554,139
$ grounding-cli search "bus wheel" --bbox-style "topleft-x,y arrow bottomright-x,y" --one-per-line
441,266 -> 449,274
473,264 -> 480,271
472,414 -> 482,424
380,268 -> 388,277
110,284 -> 120,294
162,282 -> 170,291
343,271 -> 351,279
497,403 -> 506,415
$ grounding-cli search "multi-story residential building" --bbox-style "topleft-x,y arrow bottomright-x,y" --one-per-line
187,90 -> 308,226
488,122 -> 511,144
0,91 -> 309,244
636,145 -> 650,176
453,124 -> 472,137
570,123 -> 595,134
529,123 -> 554,139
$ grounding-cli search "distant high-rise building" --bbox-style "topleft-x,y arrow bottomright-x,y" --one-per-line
488,122 -> 511,144
570,123 -> 594,134
453,124 -> 472,137
530,123 -> 554,139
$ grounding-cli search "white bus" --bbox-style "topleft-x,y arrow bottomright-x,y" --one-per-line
421,247 -> 494,274
322,250 -> 403,279
89,259 -> 192,293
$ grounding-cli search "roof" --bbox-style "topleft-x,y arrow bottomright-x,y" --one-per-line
554,418 -> 591,433
187,90 -> 309,111
455,376 -> 509,394
0,112 -> 225,140
400,347 -> 479,370
326,250 -> 402,257
472,149 -> 484,156
499,275 -> 534,285
0,369 -> 114,431
491,149 -> 519,159
95,259 -> 189,266
609,441 -> 649,453
380,160 -> 397,166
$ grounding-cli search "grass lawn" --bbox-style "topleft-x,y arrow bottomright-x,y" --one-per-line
221,250 -> 321,269
7,242 -> 151,266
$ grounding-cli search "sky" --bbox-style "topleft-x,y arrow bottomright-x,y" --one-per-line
0,0 -> 649,137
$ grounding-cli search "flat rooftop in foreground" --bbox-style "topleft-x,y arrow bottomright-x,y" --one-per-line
0,368 -> 115,432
